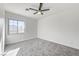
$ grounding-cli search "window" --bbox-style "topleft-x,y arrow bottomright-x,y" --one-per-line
9,19 -> 25,34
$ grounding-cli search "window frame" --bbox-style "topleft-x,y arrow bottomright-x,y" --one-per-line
8,18 -> 25,35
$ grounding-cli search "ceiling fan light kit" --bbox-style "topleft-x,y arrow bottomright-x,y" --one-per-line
37,11 -> 41,14
25,3 -> 50,15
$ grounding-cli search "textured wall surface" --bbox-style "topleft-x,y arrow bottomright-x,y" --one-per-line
5,38 -> 79,56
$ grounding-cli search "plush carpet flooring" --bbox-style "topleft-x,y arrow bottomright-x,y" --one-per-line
5,38 -> 79,56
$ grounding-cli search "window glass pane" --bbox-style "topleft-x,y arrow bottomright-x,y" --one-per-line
18,21 -> 24,33
13,20 -> 17,26
13,20 -> 17,33
9,20 -> 18,34
9,20 -> 14,25
9,25 -> 14,33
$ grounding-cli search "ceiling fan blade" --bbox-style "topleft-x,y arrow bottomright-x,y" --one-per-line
29,8 -> 38,11
39,3 -> 43,10
25,8 -> 29,11
41,9 -> 50,11
33,11 -> 38,14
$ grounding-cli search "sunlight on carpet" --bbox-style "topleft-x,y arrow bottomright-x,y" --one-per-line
5,48 -> 20,56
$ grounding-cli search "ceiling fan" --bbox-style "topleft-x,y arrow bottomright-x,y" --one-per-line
25,3 -> 50,15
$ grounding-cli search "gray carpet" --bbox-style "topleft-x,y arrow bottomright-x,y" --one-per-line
5,38 -> 79,56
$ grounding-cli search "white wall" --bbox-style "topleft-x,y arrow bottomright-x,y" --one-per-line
5,11 -> 37,44
38,9 -> 79,49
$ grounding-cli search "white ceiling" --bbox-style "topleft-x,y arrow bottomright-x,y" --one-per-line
0,3 -> 79,19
